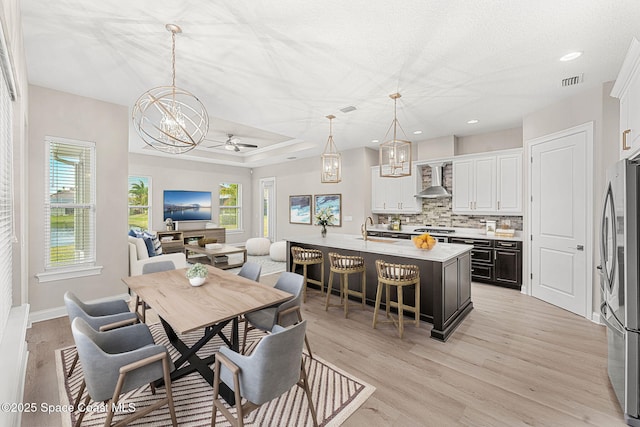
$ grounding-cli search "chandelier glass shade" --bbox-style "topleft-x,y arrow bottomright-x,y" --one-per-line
379,93 -> 412,177
132,24 -> 209,154
321,115 -> 342,183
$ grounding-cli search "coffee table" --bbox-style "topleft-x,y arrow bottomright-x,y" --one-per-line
185,244 -> 247,269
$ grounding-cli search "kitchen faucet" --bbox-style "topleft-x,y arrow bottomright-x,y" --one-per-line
361,216 -> 374,241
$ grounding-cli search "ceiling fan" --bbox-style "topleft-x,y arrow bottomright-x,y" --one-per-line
205,134 -> 258,152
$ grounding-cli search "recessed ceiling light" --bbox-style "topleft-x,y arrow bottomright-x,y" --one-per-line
413,130 -> 423,135
372,139 -> 379,143
467,119 -> 479,124
560,51 -> 582,62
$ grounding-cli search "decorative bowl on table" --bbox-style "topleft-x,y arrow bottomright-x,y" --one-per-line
412,233 -> 437,250
186,263 -> 208,287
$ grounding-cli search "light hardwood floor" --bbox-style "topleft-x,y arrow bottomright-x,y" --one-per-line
22,276 -> 626,426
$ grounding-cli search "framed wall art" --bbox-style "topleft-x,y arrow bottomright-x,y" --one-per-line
289,195 -> 312,224
314,194 -> 341,227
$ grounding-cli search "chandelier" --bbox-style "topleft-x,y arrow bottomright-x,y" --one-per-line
321,115 -> 342,183
132,24 -> 209,154
379,93 -> 412,177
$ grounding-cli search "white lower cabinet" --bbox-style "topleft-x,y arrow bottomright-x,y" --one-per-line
371,166 -> 421,214
452,150 -> 522,215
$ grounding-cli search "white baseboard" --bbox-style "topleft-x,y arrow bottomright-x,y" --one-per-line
0,304 -> 29,427
592,311 -> 602,325
28,293 -> 131,326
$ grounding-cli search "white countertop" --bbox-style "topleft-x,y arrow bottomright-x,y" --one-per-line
286,233 -> 473,263
367,225 -> 523,242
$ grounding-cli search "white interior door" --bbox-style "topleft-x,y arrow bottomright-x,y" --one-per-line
530,124 -> 592,317
259,177 -> 276,241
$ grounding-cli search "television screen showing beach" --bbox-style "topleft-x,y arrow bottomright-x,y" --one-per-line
163,190 -> 212,221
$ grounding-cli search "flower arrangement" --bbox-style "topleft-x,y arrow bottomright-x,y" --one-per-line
315,207 -> 336,227
186,263 -> 208,279
315,207 -> 336,237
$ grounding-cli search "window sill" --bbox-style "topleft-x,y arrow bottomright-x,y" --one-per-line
36,265 -> 103,283
225,229 -> 245,235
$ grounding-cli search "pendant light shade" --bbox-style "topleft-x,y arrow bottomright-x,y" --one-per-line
321,115 -> 342,183
132,24 -> 209,154
379,93 -> 412,177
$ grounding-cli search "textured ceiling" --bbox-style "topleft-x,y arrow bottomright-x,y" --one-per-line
20,0 -> 640,167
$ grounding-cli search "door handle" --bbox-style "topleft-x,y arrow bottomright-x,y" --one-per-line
576,245 -> 584,251
623,129 -> 632,151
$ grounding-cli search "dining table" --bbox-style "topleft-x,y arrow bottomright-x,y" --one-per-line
121,264 -> 292,403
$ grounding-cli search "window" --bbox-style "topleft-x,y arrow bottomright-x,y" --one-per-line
0,51 -> 13,344
128,176 -> 151,231
44,138 -> 96,270
219,182 -> 242,231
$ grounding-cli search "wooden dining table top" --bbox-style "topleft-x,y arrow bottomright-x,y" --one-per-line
122,265 -> 292,334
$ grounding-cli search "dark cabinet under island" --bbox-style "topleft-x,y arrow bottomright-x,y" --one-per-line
286,234 -> 474,342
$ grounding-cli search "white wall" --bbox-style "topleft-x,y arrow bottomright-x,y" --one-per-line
28,85 -> 129,313
252,147 -> 377,241
522,82 -> 619,318
128,153 -> 252,244
455,127 -> 523,155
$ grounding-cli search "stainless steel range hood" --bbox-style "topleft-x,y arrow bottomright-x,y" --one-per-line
415,163 -> 451,198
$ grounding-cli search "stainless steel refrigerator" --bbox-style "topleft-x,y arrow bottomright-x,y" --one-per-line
600,158 -> 640,425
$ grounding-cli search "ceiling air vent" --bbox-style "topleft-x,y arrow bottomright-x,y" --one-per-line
561,73 -> 584,87
340,106 -> 356,113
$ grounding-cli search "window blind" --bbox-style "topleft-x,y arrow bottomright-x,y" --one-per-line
0,49 -> 13,345
45,139 -> 96,269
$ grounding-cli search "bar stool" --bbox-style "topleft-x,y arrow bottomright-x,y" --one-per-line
325,252 -> 366,318
373,259 -> 420,339
291,246 -> 325,302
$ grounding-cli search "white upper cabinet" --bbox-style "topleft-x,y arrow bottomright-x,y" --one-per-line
453,149 -> 522,215
496,152 -> 522,213
371,165 -> 421,214
611,38 -> 640,160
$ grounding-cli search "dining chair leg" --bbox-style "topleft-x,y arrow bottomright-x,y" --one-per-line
295,308 -> 314,360
299,361 -> 319,427
74,394 -> 91,427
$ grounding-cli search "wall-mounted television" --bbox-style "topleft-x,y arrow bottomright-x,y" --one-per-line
163,190 -> 212,222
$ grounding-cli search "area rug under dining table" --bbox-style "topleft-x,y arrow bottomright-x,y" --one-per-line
56,323 -> 375,426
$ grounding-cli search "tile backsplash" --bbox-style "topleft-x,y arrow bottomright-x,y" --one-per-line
375,164 -> 523,230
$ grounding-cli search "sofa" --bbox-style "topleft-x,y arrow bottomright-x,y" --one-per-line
128,235 -> 187,276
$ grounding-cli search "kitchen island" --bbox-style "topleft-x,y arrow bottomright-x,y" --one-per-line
286,234 -> 473,341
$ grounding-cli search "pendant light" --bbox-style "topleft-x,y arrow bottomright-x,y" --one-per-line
132,24 -> 209,154
379,93 -> 412,177
321,115 -> 342,183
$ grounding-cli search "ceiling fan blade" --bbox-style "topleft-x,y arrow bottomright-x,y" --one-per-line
235,143 -> 258,148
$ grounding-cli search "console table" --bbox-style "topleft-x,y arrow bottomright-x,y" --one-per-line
156,228 -> 226,254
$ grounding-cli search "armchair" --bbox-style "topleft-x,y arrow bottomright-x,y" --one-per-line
212,321 -> 318,427
71,317 -> 177,427
63,292 -> 137,378
241,271 -> 313,358
128,236 -> 187,276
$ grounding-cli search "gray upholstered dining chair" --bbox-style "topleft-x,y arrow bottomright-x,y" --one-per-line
241,271 -> 313,358
212,321 -> 318,427
237,262 -> 262,282
71,317 -> 177,427
63,291 -> 137,377
134,259 -> 177,322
